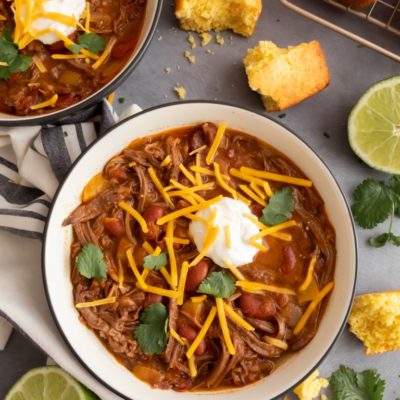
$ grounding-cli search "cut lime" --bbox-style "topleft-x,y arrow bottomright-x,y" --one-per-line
5,366 -> 100,400
348,75 -> 400,174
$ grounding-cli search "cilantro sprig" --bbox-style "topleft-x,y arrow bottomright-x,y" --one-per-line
329,365 -> 385,400
260,187 -> 294,226
143,252 -> 168,270
134,303 -> 168,354
76,243 -> 108,281
351,176 -> 400,247
197,271 -> 236,298
0,29 -> 31,80
69,33 -> 106,55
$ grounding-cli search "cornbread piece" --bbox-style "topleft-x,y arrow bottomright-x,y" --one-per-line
175,0 -> 262,37
243,41 -> 330,112
348,291 -> 400,355
338,0 -> 375,8
174,86 -> 186,99
294,370 -> 328,400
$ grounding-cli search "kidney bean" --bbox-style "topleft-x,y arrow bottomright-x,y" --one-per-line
111,41 -> 135,60
178,326 -> 207,355
239,293 -> 276,319
185,260 -> 209,291
278,294 -> 288,309
109,167 -> 129,183
281,246 -> 296,274
250,203 -> 264,218
143,283 -> 164,308
141,205 -> 164,241
104,217 -> 125,237
189,130 -> 205,152
176,199 -> 191,209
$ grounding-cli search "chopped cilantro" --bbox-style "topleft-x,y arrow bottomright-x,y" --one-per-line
143,252 -> 168,270
278,113 -> 286,119
69,33 -> 106,55
323,131 -> 330,138
134,303 -> 168,354
260,187 -> 294,226
329,365 -> 385,400
197,271 -> 236,298
0,28 -> 32,80
118,97 -> 125,104
64,131 -> 68,137
76,243 -> 108,281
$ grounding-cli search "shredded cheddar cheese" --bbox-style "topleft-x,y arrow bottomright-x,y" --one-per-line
160,155 -> 171,167
118,202 -> 149,233
30,94 -> 58,110
0,15 -> 6,21
0,62 -> 8,66
141,268 -> 149,281
177,261 -> 189,305
216,298 -> 235,355
239,184 -> 266,206
186,306 -> 217,359
179,164 -> 197,185
137,283 -> 179,298
165,221 -> 178,288
56,30 -> 99,60
185,213 -> 208,225
293,281 -> 334,335
170,328 -> 185,346
189,226 -> 219,267
156,195 -> 223,225
126,249 -> 147,289
223,302 -> 254,331
241,166 -> 313,187
229,168 -> 273,197
32,55 -> 47,73
203,207 -> 217,248
250,220 -> 297,242
250,182 -> 266,199
190,165 -> 230,180
243,214 -> 292,242
85,1 -> 90,32
76,297 -> 116,308
191,295 -> 207,303
51,53 -> 86,59
118,261 -> 124,288
189,145 -> 207,156
148,167 -> 174,208
172,237 -> 190,245
160,267 -> 172,286
224,224 -> 231,248
206,123 -> 226,165
168,182 -> 215,197
92,35 -> 117,69
188,356 -> 197,378
249,240 -> 267,252
142,241 -> 154,254
236,280 -> 296,295
107,92 -> 115,104
263,336 -> 288,350
224,260 -> 246,281
299,255 -> 317,292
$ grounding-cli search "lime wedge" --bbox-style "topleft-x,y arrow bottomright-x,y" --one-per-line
5,366 -> 100,400
348,75 -> 400,174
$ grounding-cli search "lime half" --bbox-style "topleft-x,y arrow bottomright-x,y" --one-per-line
348,75 -> 400,174
5,366 -> 100,400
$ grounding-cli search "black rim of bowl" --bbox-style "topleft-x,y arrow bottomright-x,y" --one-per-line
42,100 -> 358,400
0,0 -> 163,127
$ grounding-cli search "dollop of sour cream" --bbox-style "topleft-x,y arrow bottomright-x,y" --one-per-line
29,0 -> 86,45
189,197 -> 262,268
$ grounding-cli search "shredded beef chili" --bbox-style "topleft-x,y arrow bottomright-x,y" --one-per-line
64,123 -> 336,391
0,0 -> 146,116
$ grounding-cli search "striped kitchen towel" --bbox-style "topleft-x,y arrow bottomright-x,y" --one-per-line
0,100 -> 141,239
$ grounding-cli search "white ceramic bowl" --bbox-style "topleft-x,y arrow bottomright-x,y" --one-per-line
0,1 -> 162,125
43,102 -> 357,400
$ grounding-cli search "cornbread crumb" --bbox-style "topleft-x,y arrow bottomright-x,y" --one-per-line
165,67 -> 171,73
175,0 -> 262,37
157,36 -> 163,41
348,291 -> 400,355
199,32 -> 212,46
174,86 -> 186,99
205,49 -> 214,55
184,50 -> 196,63
216,33 -> 224,45
294,370 -> 328,400
243,40 -> 330,112
187,33 -> 197,48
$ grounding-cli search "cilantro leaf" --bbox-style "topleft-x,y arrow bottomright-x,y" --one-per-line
69,33 -> 106,55
134,303 -> 168,354
143,252 -> 168,270
370,232 -> 400,247
329,365 -> 385,400
197,271 -> 236,298
388,175 -> 400,216
76,243 -> 108,281
351,179 -> 392,229
0,29 -> 32,80
260,187 -> 294,226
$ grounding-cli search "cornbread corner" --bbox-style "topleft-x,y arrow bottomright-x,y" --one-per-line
243,40 -> 330,112
174,0 -> 262,37
348,290 -> 400,355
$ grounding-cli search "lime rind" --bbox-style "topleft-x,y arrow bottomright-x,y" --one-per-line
349,75 -> 400,174
4,366 -> 96,400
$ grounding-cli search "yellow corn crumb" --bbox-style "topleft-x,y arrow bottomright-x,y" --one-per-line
205,49 -> 215,55
199,32 -> 212,46
321,395 -> 328,400
216,33 -> 224,45
184,50 -> 196,63
157,36 -> 163,41
174,86 -> 186,99
294,370 -> 328,400
165,67 -> 171,73
187,33 -> 196,48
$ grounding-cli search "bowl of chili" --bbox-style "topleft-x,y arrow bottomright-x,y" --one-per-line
43,101 -> 357,399
0,0 -> 161,125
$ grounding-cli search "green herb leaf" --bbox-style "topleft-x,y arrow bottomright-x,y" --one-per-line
134,303 -> 168,354
0,29 -> 32,80
329,365 -> 385,400
388,175 -> 400,216
351,179 -> 392,229
76,243 -> 108,281
369,233 -> 390,248
143,252 -> 168,270
69,33 -> 106,55
260,187 -> 294,226
197,271 -> 236,298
